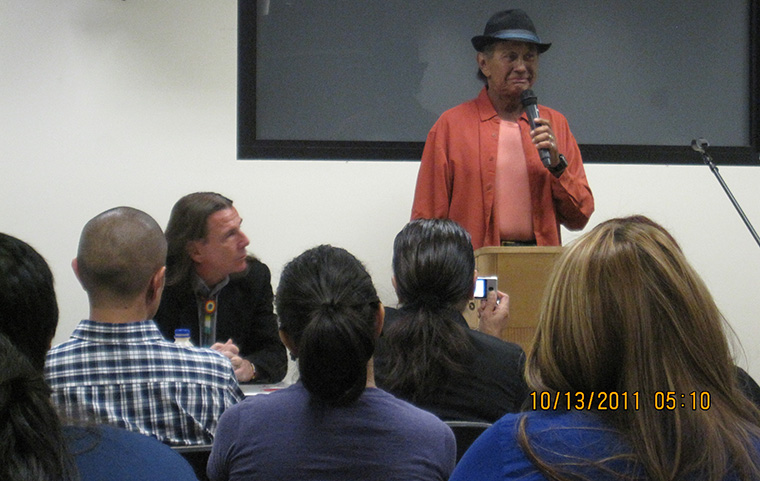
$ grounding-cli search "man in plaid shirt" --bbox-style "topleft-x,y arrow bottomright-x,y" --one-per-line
45,206 -> 244,446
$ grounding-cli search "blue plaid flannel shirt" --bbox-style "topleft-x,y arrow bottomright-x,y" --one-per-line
45,319 -> 245,446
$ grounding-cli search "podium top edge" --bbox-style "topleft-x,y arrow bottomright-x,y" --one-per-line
475,246 -> 564,255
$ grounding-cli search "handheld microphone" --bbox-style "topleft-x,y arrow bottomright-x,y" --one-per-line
520,89 -> 552,168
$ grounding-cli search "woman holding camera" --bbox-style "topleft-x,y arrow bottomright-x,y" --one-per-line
374,218 -> 529,423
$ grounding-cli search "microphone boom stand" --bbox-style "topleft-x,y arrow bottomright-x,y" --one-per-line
693,140 -> 760,249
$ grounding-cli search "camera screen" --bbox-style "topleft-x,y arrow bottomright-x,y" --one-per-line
474,277 -> 497,299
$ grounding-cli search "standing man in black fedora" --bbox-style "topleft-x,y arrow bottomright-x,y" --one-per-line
411,9 -> 594,250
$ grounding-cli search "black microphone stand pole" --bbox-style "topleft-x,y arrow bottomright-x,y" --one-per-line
692,139 -> 760,249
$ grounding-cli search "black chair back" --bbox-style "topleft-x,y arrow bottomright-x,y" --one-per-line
172,444 -> 213,481
444,421 -> 492,462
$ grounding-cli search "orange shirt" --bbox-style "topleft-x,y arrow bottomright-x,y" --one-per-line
412,87 -> 594,249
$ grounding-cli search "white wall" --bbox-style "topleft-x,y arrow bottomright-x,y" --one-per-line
2,1 -> 760,378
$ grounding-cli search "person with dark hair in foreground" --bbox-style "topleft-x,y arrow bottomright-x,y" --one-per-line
208,245 -> 456,481
0,233 -> 59,372
45,207 -> 243,446
375,218 -> 528,422
0,334 -> 78,481
0,232 -> 198,480
450,216 -> 760,481
155,192 -> 286,383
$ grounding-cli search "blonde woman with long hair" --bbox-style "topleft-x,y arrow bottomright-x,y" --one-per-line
450,215 -> 760,480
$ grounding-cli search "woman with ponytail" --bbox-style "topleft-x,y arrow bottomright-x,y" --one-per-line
375,218 -> 529,422
208,245 -> 455,481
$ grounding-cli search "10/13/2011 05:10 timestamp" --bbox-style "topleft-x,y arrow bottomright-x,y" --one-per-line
530,391 -> 712,411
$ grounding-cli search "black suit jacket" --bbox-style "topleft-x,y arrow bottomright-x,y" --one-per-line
376,306 -> 529,423
154,258 -> 287,383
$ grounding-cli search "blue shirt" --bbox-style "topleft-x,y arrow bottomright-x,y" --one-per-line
450,411 -> 643,480
46,319 -> 244,446
450,410 -> 760,480
65,425 -> 199,480
208,382 -> 456,481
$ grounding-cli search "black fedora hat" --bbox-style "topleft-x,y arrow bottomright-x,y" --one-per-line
471,9 -> 551,53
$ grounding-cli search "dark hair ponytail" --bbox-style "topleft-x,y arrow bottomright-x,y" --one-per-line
276,245 -> 380,406
0,334 -> 78,481
299,306 -> 375,405
376,219 -> 474,402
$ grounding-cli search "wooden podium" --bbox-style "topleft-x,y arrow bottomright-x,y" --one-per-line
464,246 -> 563,352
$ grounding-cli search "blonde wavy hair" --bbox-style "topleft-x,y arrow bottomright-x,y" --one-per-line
521,215 -> 760,480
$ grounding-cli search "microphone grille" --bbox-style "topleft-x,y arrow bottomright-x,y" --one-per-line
520,89 -> 537,107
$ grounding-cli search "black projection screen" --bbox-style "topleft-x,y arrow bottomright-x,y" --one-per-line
238,1 -> 759,164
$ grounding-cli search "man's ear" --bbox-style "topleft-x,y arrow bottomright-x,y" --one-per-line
476,52 -> 490,78
147,266 -> 166,304
187,241 -> 203,264
72,258 -> 83,285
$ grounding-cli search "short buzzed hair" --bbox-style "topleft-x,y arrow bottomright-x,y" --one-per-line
76,207 -> 167,305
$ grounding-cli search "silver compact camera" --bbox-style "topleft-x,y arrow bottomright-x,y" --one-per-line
473,276 -> 498,299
